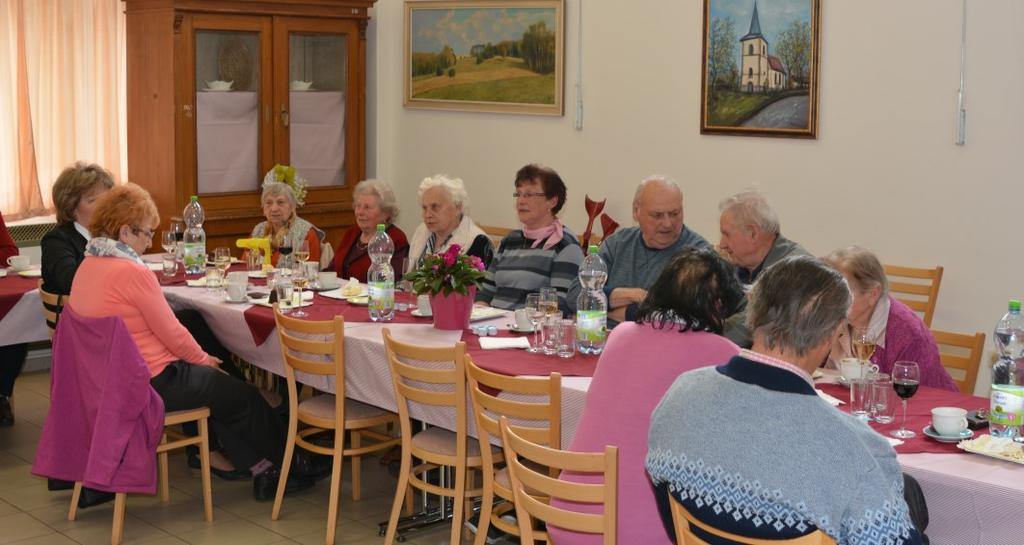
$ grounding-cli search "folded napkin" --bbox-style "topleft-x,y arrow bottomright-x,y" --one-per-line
886,437 -> 904,447
478,337 -> 531,350
186,277 -> 207,287
815,389 -> 845,406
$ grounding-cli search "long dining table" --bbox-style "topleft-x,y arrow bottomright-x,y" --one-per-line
3,262 -> 1022,545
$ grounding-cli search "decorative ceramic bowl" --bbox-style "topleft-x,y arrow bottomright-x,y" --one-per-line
290,80 -> 314,91
205,80 -> 233,91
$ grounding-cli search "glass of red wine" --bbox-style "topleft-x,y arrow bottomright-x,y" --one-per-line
891,360 -> 921,439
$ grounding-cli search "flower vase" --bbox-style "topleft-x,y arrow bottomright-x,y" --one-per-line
429,286 -> 476,330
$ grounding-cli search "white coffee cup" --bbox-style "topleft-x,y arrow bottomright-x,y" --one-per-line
514,308 -> 533,331
318,271 -> 339,289
417,294 -> 432,316
225,282 -> 247,302
6,255 -> 29,271
839,357 -> 879,381
931,406 -> 968,436
226,271 -> 248,285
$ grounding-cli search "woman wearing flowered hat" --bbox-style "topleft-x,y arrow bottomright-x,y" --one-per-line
251,165 -> 326,267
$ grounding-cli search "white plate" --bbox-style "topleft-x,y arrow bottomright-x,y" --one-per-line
507,324 -> 535,333
470,307 -> 506,322
923,426 -> 973,443
203,88 -> 232,92
248,270 -> 268,279
17,269 -> 41,278
957,434 -> 1024,464
411,308 -> 433,318
224,296 -> 250,305
347,296 -> 369,306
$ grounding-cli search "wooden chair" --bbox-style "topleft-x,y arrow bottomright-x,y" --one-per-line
669,496 -> 836,545
37,280 -> 64,339
932,329 -> 986,395
883,265 -> 943,327
480,225 -> 513,246
67,408 -> 214,545
272,308 -> 400,545
465,356 -> 561,545
499,417 -> 618,545
381,329 -> 492,545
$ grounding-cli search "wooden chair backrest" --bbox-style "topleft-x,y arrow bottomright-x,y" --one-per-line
931,328 -> 986,395
382,328 -> 468,442
499,417 -> 617,545
37,280 -> 64,340
480,225 -> 513,246
883,264 -> 943,327
274,306 -> 347,419
466,356 -> 562,495
669,496 -> 836,545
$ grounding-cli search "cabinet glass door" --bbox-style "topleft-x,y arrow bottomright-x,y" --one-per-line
194,30 -> 262,194
285,31 -> 348,188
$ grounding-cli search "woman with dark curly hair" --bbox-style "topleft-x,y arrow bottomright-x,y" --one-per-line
549,248 -> 744,545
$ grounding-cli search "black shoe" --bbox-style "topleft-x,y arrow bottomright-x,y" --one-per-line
0,395 -> 13,427
47,478 -> 75,491
187,452 -> 252,481
291,451 -> 333,482
252,467 -> 314,502
78,487 -> 115,509
464,513 -> 506,545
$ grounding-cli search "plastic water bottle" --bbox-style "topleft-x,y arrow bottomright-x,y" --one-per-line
368,224 -> 395,322
182,196 -> 206,274
576,245 -> 608,354
991,299 -> 1024,437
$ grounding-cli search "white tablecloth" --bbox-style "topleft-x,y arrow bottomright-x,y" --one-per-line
0,288 -> 48,346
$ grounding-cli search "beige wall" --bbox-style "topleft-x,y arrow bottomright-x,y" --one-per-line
367,0 -> 1021,395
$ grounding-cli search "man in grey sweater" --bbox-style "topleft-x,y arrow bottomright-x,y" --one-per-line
566,175 -> 710,326
719,190 -> 809,347
646,256 -> 927,545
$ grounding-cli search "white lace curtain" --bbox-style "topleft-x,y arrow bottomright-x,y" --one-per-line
0,0 -> 126,219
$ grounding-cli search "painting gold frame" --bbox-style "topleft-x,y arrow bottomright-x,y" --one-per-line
404,0 -> 564,116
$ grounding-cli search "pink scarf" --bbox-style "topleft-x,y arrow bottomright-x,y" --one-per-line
522,218 -> 564,250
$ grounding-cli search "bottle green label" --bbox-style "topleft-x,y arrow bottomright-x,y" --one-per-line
183,243 -> 205,267
369,282 -> 394,310
991,385 -> 1024,427
576,310 -> 607,343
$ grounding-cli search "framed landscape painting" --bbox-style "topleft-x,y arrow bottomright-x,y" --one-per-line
404,0 -> 564,115
701,0 -> 821,138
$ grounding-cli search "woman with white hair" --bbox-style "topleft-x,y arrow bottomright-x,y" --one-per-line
406,174 -> 493,273
251,166 -> 325,267
330,178 -> 409,282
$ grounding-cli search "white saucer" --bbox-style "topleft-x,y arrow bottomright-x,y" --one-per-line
922,426 -> 973,443
507,324 -> 535,333
411,308 -> 432,318
348,296 -> 369,306
248,270 -> 268,278
224,296 -> 249,304
17,269 -> 41,278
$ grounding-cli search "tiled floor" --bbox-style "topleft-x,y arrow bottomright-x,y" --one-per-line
0,372 -> 473,545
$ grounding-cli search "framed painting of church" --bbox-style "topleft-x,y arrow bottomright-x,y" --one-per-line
700,0 -> 821,138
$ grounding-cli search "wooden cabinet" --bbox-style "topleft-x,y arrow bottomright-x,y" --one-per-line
124,0 -> 374,251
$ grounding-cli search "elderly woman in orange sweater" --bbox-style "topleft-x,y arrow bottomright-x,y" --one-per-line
67,183 -> 316,501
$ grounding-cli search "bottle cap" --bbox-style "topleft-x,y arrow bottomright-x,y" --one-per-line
588,244 -> 599,254
376,224 -> 386,232
190,195 -> 198,202
1010,300 -> 1021,312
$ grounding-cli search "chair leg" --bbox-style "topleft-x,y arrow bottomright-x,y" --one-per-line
350,431 -> 361,501
450,462 -> 468,545
198,417 -> 214,522
325,444 -> 344,545
68,482 -> 83,521
158,433 -> 169,502
271,413 -> 299,521
404,482 -> 414,516
473,472 -> 493,545
111,492 -> 127,545
383,447 -> 413,545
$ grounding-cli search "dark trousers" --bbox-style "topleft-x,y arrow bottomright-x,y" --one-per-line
904,473 -> 930,544
0,343 -> 28,397
173,309 -> 242,379
150,361 -> 286,471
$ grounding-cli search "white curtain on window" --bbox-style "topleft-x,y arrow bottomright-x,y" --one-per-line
0,0 -> 126,219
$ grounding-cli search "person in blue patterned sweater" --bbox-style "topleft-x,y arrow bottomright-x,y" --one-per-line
646,255 -> 928,545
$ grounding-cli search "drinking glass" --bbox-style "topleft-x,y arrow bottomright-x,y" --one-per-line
161,231 -> 176,254
302,261 -> 320,290
397,257 -> 412,292
525,293 -> 543,353
161,253 -> 177,277
870,373 -> 895,425
852,327 -> 876,362
542,312 -> 562,355
247,251 -> 264,274
214,247 -> 232,275
204,266 -> 223,293
290,265 -> 310,317
294,239 -> 310,264
278,238 -> 293,272
850,374 -> 873,421
556,319 -> 576,358
275,280 -> 294,314
891,361 -> 921,439
170,221 -> 184,262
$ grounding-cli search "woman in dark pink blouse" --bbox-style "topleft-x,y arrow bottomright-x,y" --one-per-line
824,246 -> 958,391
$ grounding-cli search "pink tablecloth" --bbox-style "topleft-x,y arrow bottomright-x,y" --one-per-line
818,382 -> 989,454
0,274 -> 40,321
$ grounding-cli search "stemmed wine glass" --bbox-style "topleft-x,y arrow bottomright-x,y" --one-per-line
525,293 -> 544,353
290,263 -> 311,317
891,360 -> 921,439
161,231 -> 176,254
852,327 -> 876,362
294,239 -> 310,265
214,247 -> 232,292
169,221 -> 184,262
278,238 -> 293,272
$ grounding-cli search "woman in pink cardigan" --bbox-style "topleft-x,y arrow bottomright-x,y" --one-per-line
68,183 -> 315,501
549,248 -> 744,545
824,246 -> 957,391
